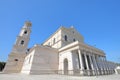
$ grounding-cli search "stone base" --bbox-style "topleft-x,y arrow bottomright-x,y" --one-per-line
3,53 -> 26,73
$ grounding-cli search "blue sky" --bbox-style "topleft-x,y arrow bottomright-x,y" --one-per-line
0,0 -> 120,63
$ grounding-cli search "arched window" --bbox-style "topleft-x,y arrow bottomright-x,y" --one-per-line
14,59 -> 18,61
64,35 -> 67,41
27,48 -> 30,52
48,42 -> 50,46
73,38 -> 76,42
21,40 -> 24,45
24,30 -> 27,34
53,38 -> 55,44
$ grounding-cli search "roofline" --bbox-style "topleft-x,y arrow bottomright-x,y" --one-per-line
27,44 -> 58,54
42,26 -> 84,45
59,41 -> 105,56
42,26 -> 66,44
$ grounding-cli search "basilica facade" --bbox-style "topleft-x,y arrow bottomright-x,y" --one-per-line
3,22 -> 117,76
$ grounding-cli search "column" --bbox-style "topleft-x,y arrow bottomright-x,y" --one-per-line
109,62 -> 112,74
84,52 -> 90,76
105,59 -> 110,74
102,57 -> 108,75
97,55 -> 104,75
78,49 -> 84,75
93,54 -> 100,75
101,56 -> 106,75
89,53 -> 95,75
99,56 -> 104,75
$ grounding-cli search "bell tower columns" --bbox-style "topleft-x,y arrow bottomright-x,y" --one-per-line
3,21 -> 32,73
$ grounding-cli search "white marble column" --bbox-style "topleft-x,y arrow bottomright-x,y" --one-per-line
93,55 -> 100,75
78,49 -> 84,75
101,56 -> 106,75
99,56 -> 104,75
102,57 -> 108,75
105,59 -> 110,74
107,62 -> 111,74
97,56 -> 101,75
89,53 -> 95,75
84,52 -> 90,75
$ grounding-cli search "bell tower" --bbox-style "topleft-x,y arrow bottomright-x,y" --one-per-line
4,21 -> 32,73
12,21 -> 32,53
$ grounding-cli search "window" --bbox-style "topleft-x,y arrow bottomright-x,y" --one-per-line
48,42 -> 50,46
53,38 -> 55,44
27,48 -> 30,52
14,59 -> 18,61
64,35 -> 67,41
73,38 -> 76,42
73,31 -> 74,34
24,30 -> 27,34
21,40 -> 24,45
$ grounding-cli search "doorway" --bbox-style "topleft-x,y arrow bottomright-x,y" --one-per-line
64,58 -> 68,75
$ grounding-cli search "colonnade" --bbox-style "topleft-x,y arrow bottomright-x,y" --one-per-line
59,48 -> 116,76
76,49 -> 115,76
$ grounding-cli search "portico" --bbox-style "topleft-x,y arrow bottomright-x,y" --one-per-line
58,41 -> 114,76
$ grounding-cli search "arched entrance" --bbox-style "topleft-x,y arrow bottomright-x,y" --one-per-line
64,58 -> 68,75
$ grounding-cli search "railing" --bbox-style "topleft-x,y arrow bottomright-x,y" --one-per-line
2,69 -> 116,76
58,69 -> 115,76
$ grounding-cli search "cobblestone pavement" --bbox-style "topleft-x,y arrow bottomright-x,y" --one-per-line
0,73 -> 120,80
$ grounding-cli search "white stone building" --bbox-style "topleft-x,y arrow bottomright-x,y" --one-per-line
3,22 -> 117,76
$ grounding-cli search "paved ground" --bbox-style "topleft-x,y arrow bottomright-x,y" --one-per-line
0,73 -> 120,80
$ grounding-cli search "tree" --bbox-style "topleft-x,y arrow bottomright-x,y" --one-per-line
0,62 -> 6,71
